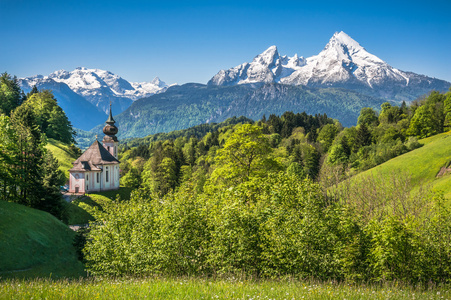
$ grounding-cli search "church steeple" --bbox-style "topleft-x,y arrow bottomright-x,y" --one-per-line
106,102 -> 115,124
103,103 -> 118,139
102,103 -> 119,159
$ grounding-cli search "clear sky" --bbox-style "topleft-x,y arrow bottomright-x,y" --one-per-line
1,0 -> 450,85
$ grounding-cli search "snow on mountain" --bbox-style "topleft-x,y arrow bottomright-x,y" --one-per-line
208,31 -> 450,101
20,68 -> 172,114
48,67 -> 169,101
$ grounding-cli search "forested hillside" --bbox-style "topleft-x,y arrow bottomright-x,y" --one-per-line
105,82 -> 387,139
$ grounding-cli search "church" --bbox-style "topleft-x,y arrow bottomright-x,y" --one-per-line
68,105 -> 120,194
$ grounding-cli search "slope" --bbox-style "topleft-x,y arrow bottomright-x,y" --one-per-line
0,201 -> 85,278
45,138 -> 79,182
353,131 -> 451,199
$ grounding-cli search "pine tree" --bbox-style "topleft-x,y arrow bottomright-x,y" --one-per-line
356,123 -> 372,148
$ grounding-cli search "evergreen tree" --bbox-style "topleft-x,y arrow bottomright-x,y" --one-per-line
26,85 -> 39,99
356,123 -> 372,148
10,104 -> 46,207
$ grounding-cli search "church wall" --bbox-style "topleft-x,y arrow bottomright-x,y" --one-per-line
101,165 -> 119,190
69,172 -> 85,194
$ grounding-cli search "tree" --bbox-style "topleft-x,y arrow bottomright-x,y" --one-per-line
303,144 -> 320,180
0,72 -> 23,116
317,123 -> 339,152
210,124 -> 276,186
23,90 -> 75,143
355,123 -> 372,148
11,104 -> 46,207
407,105 -> 437,138
0,115 -> 19,201
444,92 -> 451,131
357,107 -> 379,127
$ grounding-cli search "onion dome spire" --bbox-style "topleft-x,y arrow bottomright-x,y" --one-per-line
103,102 -> 118,139
106,102 -> 115,124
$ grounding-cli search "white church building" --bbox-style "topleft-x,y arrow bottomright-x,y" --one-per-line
69,105 -> 120,194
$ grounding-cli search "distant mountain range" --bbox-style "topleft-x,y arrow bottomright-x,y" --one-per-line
209,31 -> 450,101
19,68 -> 171,130
99,82 -> 387,139
19,31 -> 450,138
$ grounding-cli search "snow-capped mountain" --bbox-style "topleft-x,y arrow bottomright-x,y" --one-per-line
209,31 -> 450,101
20,68 -> 172,114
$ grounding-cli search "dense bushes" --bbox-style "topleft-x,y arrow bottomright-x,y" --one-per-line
84,172 -> 451,283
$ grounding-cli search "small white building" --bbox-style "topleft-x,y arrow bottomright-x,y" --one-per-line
69,104 -> 120,194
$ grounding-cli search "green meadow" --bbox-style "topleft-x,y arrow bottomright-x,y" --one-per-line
0,277 -> 449,300
353,131 -> 451,199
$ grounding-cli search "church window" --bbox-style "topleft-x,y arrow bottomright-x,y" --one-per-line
97,173 -> 100,183
106,170 -> 109,182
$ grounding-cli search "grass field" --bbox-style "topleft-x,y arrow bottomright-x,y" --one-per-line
0,277 -> 449,299
354,131 -> 451,199
45,138 -> 78,182
0,201 -> 85,279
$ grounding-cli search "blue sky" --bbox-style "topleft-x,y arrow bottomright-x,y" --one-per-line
1,0 -> 450,84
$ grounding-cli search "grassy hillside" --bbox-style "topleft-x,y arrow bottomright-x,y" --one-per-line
45,138 -> 78,182
0,201 -> 85,279
354,131 -> 451,199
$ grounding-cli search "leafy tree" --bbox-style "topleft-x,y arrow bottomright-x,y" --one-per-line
0,72 -> 23,115
407,105 -> 437,138
357,107 -> 379,127
317,123 -> 339,152
0,115 -> 19,201
210,124 -> 276,186
444,92 -> 451,131
23,90 -> 75,143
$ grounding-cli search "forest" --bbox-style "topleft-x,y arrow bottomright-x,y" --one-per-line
2,70 -> 451,284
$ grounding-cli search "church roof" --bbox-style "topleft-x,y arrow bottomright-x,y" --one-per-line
69,140 -> 119,172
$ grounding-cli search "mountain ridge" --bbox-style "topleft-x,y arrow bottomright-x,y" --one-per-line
208,31 -> 450,101
20,67 -> 172,113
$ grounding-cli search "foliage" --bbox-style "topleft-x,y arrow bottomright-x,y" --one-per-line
209,124 -> 277,187
0,72 -> 23,116
22,89 -> 75,144
0,78 -> 74,222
